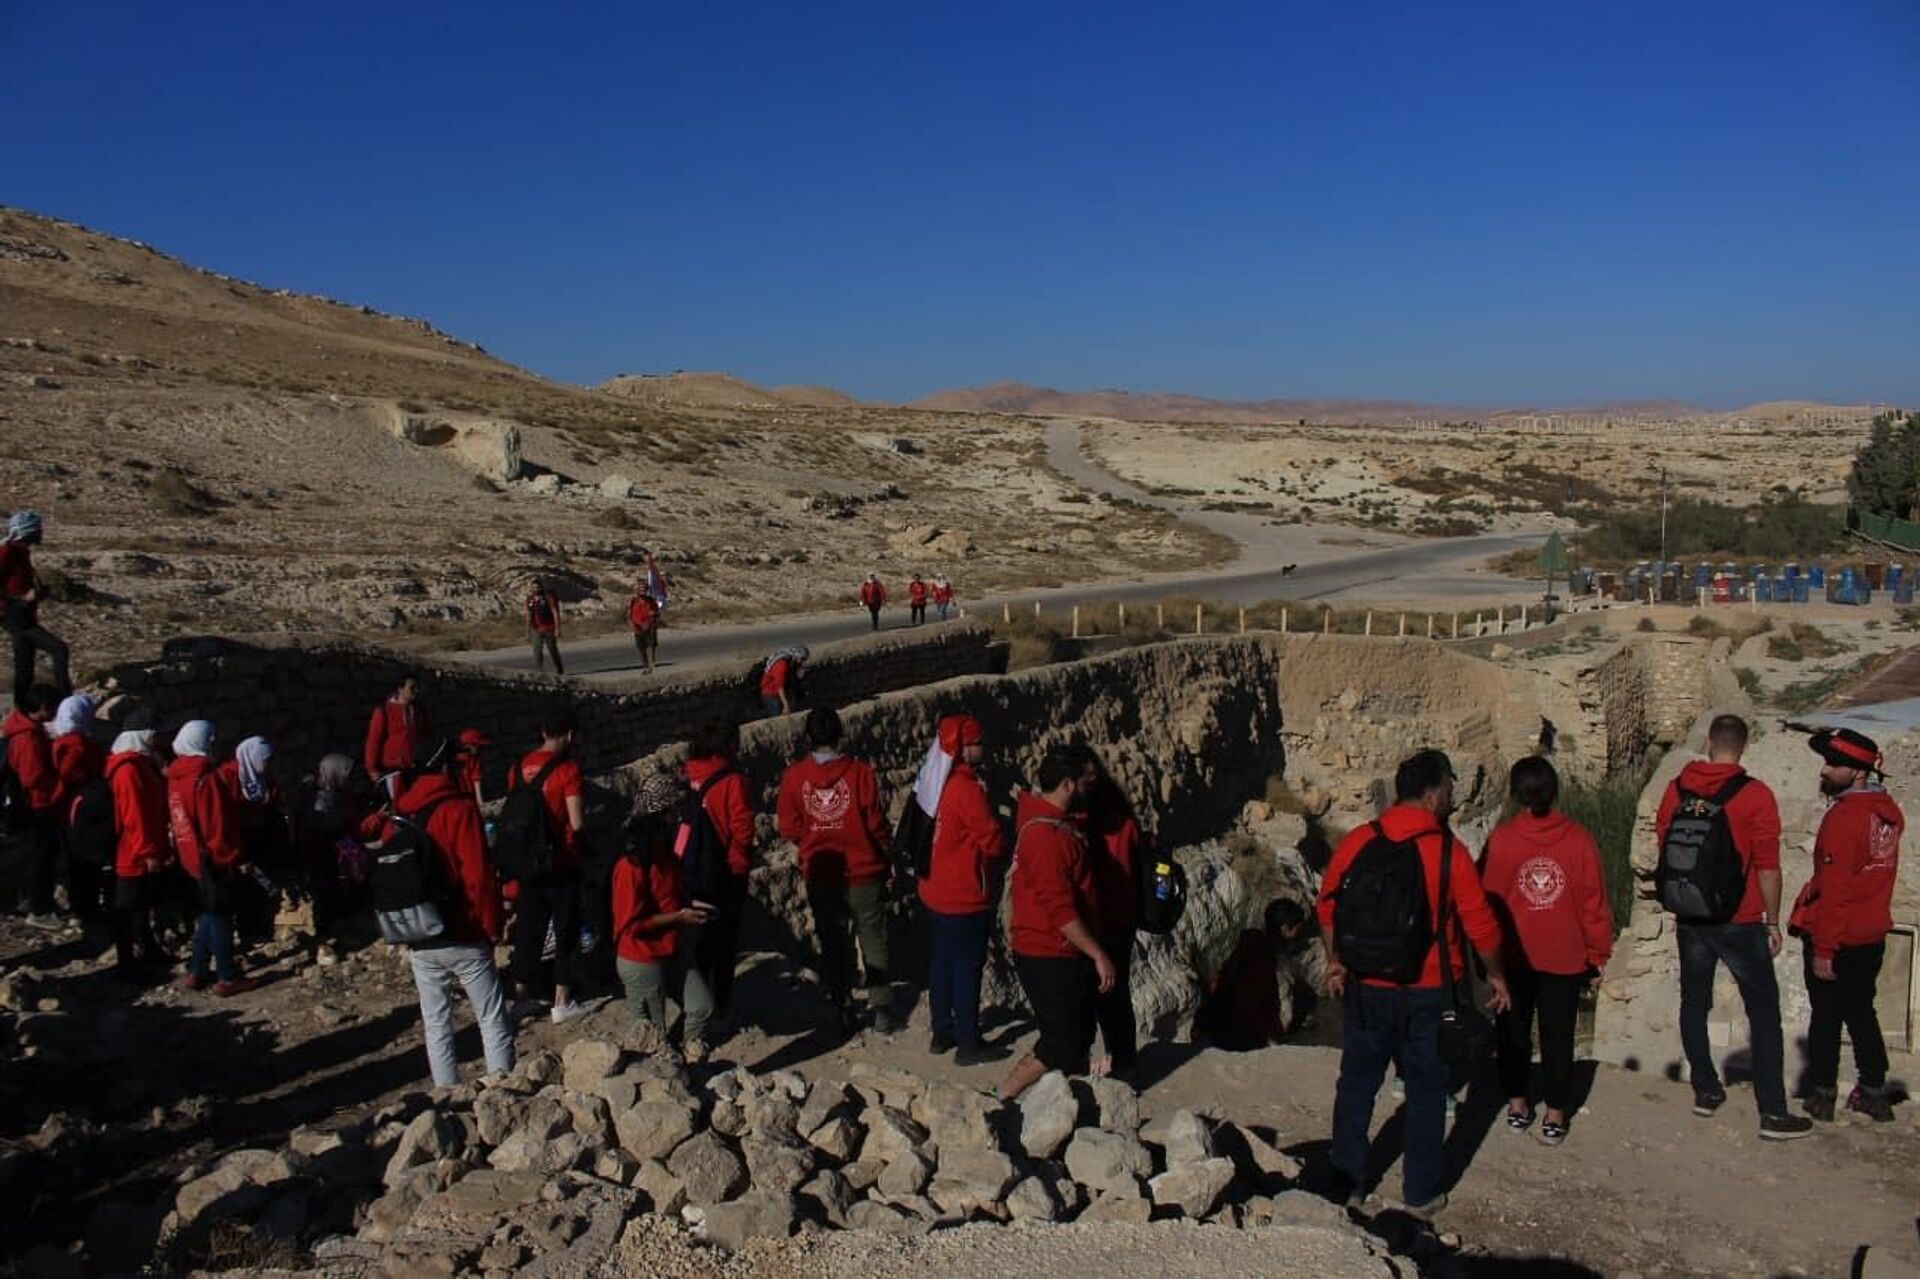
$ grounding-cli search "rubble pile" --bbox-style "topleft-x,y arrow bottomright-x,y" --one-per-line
154,1037 -> 1398,1275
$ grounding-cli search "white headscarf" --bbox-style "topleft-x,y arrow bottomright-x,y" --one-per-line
112,728 -> 156,756
51,694 -> 95,738
235,736 -> 273,802
173,720 -> 214,758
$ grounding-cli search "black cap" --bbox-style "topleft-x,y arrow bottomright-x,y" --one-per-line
1810,727 -> 1880,770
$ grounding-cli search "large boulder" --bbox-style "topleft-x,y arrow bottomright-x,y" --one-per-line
455,419 -> 523,483
696,1190 -> 796,1251
913,1083 -> 1001,1153
875,1150 -> 934,1200
741,1137 -> 816,1197
856,1107 -> 927,1166
561,1038 -> 625,1091
1079,1077 -> 1140,1134
1162,1110 -> 1215,1169
1005,1176 -> 1060,1222
382,1110 -> 466,1187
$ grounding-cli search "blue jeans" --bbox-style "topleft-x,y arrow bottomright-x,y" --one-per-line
926,908 -> 991,1048
410,943 -> 515,1087
1332,985 -> 1449,1206
191,911 -> 238,984
1678,921 -> 1786,1115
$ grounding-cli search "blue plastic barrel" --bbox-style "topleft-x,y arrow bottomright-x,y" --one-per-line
1791,580 -> 1810,604
1809,564 -> 1826,588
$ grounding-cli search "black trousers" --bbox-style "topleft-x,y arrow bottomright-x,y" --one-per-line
66,838 -> 108,921
687,874 -> 748,1017
1094,928 -> 1138,1069
9,622 -> 70,707
511,871 -> 582,995
1803,939 -> 1888,1091
867,605 -> 882,631
23,808 -> 61,915
113,874 -> 161,968
1495,966 -> 1585,1113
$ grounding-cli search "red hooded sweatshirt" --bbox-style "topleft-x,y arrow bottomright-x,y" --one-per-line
859,579 -> 885,608
1481,810 -> 1614,976
1010,791 -> 1101,959
908,580 -> 928,606
918,761 -> 1005,915
167,755 -> 243,879
1654,761 -> 1781,926
1079,795 -> 1144,935
1790,786 -> 1904,960
1316,805 -> 1502,989
613,851 -> 683,963
390,772 -> 503,946
364,698 -> 427,777
2,709 -> 56,811
53,732 -> 106,819
686,755 -> 754,878
776,751 -> 889,888
108,750 -> 170,878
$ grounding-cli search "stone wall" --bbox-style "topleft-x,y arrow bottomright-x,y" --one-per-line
609,636 -> 1290,1034
93,624 -> 996,777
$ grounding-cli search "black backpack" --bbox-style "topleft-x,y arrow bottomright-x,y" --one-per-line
1332,822 -> 1437,984
492,755 -> 564,884
1136,842 -> 1188,936
1656,775 -> 1752,923
370,797 -> 453,945
676,768 -> 737,907
68,773 -> 117,867
892,796 -> 937,880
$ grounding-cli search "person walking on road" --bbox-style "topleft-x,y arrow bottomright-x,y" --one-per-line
1653,714 -> 1813,1140
2,511 -> 71,707
908,575 -> 929,625
1481,756 -> 1613,1146
859,573 -> 886,631
526,576 -> 565,676
628,580 -> 661,675
1318,749 -> 1511,1218
777,708 -> 898,1035
915,713 -> 1006,1066
1792,728 -> 1904,1123
933,575 -> 955,622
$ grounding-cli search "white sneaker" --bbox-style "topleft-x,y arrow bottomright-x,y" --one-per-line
550,1001 -> 589,1024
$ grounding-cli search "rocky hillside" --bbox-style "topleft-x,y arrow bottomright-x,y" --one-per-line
0,208 -> 1220,675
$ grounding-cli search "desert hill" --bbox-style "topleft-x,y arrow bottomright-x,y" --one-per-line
0,208 -> 1217,675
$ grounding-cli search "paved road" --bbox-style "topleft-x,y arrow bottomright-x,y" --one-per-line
455,423 -> 1548,680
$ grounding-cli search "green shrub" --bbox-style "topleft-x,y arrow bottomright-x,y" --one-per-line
1561,768 -> 1651,933
1575,493 -> 1847,564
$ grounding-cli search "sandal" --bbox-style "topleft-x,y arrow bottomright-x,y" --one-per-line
1505,1107 -> 1535,1133
1538,1119 -> 1568,1146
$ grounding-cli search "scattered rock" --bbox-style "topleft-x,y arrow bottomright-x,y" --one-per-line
914,1082 -> 1001,1153
632,1160 -> 688,1217
697,1189 -> 797,1251
1004,1176 -> 1060,1223
1149,1156 -> 1236,1219
615,1099 -> 697,1162
856,1107 -> 928,1166
1162,1109 -> 1215,1169
1017,1072 -> 1077,1159
1080,1182 -> 1151,1224
666,1132 -> 747,1206
807,1117 -> 862,1163
598,474 -> 636,500
560,1038 -> 625,1091
383,1110 -> 466,1187
1079,1077 -> 1141,1135
1063,1128 -> 1153,1195
875,1150 -> 934,1200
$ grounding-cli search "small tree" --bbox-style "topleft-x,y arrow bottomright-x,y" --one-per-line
1848,410 -> 1920,520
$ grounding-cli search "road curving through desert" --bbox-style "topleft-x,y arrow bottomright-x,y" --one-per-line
456,421 -> 1549,680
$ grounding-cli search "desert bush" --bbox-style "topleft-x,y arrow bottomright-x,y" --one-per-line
1636,617 -> 1657,632
1576,493 -> 1847,563
151,468 -> 218,516
1735,667 -> 1765,697
1560,766 -> 1650,934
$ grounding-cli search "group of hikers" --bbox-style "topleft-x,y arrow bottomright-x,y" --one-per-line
859,573 -> 957,631
1317,716 -> 1903,1216
5,507 -> 1909,1221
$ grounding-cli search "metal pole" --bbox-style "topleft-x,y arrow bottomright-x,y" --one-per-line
1072,605 -> 1080,639
1195,603 -> 1204,635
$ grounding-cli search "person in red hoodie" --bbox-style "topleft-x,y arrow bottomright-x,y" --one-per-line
50,693 -> 108,926
1481,756 -> 1614,1146
1317,749 -> 1510,1218
6,683 -> 63,930
932,575 -> 955,622
1791,728 -> 1905,1123
1653,714 -> 1811,1140
907,575 -> 929,625
526,576 -> 565,676
914,713 -> 1007,1064
510,704 -> 591,1025
858,574 -> 886,630
777,707 -> 896,1035
364,672 -> 427,799
3,511 -> 70,707
107,724 -> 171,981
1077,755 -> 1145,1078
628,584 -> 661,675
682,719 -> 754,1057
167,720 -> 259,996
1001,744 -> 1116,1100
758,646 -> 808,718
613,772 -> 708,1034
390,738 -> 515,1087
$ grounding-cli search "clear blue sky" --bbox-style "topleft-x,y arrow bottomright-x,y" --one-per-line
5,2 -> 1916,407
